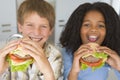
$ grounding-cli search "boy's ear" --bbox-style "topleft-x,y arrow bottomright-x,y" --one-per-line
17,22 -> 22,33
49,28 -> 54,35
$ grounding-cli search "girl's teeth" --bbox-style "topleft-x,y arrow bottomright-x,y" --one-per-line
88,36 -> 97,42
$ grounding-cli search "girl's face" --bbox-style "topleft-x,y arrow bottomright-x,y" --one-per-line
18,12 -> 52,47
80,10 -> 106,45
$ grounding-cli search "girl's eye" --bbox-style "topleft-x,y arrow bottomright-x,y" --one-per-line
82,23 -> 90,27
98,24 -> 105,28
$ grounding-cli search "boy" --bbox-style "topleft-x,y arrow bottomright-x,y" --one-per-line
0,0 -> 62,80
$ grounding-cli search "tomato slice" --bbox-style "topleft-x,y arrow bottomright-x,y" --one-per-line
80,58 -> 103,67
9,54 -> 26,63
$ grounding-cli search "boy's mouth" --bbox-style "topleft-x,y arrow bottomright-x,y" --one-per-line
88,36 -> 98,42
29,36 -> 43,42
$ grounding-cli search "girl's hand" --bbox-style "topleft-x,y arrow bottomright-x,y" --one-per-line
73,44 -> 93,71
68,44 -> 92,80
20,38 -> 55,80
0,40 -> 20,74
97,46 -> 120,71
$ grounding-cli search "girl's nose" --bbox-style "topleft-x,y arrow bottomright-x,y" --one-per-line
90,27 -> 97,33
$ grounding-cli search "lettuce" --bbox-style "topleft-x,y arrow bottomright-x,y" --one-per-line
7,56 -> 34,72
81,52 -> 108,71
93,52 -> 108,59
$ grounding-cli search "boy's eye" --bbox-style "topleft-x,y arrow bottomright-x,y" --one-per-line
26,24 -> 33,27
41,25 -> 47,28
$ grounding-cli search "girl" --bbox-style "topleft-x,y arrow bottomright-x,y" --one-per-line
60,2 -> 120,80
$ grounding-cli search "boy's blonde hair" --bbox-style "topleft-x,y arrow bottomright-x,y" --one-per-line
17,0 -> 55,29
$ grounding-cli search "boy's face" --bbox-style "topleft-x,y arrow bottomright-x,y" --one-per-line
18,12 -> 52,47
80,10 -> 106,45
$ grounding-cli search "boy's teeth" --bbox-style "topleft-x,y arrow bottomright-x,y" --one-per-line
30,37 -> 42,41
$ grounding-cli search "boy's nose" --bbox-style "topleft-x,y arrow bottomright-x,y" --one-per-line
34,28 -> 41,35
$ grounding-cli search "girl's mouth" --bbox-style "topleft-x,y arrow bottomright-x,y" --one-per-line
88,36 -> 98,42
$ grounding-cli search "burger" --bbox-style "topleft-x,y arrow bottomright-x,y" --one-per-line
7,45 -> 34,72
80,43 -> 108,71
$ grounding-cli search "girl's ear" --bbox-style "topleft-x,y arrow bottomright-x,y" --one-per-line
17,22 -> 22,33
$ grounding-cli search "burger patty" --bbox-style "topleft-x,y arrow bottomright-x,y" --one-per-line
82,55 -> 100,63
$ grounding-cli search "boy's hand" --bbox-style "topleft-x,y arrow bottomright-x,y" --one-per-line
20,38 -> 55,79
0,40 -> 20,74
